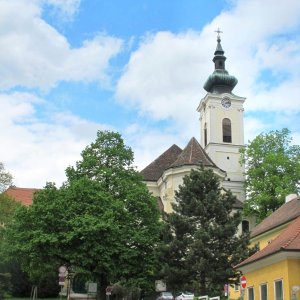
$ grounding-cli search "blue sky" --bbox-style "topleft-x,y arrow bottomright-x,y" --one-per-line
0,0 -> 300,188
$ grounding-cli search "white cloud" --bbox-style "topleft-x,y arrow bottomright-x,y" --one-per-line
123,124 -> 187,171
243,117 -> 267,143
1,0 -> 300,188
116,31 -> 208,141
0,0 -> 123,187
42,0 -> 81,20
0,92 -> 112,188
0,0 -> 123,90
116,0 -> 300,150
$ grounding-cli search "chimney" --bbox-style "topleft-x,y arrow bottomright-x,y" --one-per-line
285,194 -> 298,203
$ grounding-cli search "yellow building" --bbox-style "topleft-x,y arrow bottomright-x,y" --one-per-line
231,194 -> 300,300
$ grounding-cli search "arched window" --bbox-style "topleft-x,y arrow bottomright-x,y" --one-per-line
222,118 -> 232,143
242,220 -> 249,233
204,123 -> 207,146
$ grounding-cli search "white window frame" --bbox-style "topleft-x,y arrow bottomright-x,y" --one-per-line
274,279 -> 284,300
248,286 -> 254,300
260,283 -> 268,300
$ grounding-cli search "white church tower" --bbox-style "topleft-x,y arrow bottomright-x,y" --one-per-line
197,31 -> 246,202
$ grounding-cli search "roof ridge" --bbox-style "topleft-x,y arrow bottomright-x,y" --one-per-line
7,186 -> 39,190
236,215 -> 300,268
189,138 -> 194,163
140,144 -> 183,181
168,137 -> 224,174
251,196 -> 300,238
282,216 -> 300,249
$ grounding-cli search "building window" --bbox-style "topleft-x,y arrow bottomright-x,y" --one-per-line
260,283 -> 268,300
242,220 -> 249,233
204,123 -> 207,146
274,280 -> 283,300
248,287 -> 254,300
222,118 -> 232,143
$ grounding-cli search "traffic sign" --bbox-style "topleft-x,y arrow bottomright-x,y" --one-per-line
224,284 -> 228,296
59,266 -> 67,275
58,266 -> 66,286
241,275 -> 247,289
106,286 -> 113,295
58,275 -> 65,286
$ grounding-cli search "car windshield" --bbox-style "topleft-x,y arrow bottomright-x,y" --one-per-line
163,292 -> 172,296
184,292 -> 193,295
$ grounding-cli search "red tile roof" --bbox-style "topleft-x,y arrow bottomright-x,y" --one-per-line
251,195 -> 300,238
140,137 -> 224,181
170,137 -> 220,169
5,187 -> 39,206
236,215 -> 300,268
140,144 -> 183,181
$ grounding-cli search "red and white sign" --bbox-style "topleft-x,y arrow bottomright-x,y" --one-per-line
106,286 -> 113,295
241,275 -> 247,289
224,284 -> 228,296
58,266 -> 66,286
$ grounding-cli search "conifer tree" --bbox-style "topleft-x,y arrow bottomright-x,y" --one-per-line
161,166 -> 253,296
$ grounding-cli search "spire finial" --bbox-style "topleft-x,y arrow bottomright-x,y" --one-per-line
215,27 -> 223,41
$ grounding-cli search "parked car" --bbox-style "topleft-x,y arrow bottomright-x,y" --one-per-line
175,292 -> 194,300
156,291 -> 174,300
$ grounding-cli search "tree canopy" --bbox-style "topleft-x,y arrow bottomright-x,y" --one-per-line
159,167 -> 253,296
240,128 -> 300,222
5,131 -> 162,296
0,194 -> 21,227
0,162 -> 13,193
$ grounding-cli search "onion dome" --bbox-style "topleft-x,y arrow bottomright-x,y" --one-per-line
203,34 -> 238,94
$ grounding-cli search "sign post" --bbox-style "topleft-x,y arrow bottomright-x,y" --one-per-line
224,283 -> 229,299
106,286 -> 113,300
240,276 -> 247,300
58,266 -> 67,286
241,276 -> 247,289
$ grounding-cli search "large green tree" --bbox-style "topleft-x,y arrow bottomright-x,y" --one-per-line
240,128 -> 300,222
159,167 -> 253,296
0,193 -> 33,297
0,194 -> 18,298
5,131 -> 162,297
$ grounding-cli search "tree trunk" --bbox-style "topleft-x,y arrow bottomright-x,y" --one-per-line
97,274 -> 109,300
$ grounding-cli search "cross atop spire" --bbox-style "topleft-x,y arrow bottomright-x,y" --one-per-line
214,27 -> 223,40
203,29 -> 238,94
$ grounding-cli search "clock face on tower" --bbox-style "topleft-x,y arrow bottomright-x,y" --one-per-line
221,97 -> 231,108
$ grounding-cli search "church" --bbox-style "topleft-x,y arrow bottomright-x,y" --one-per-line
140,32 -> 252,232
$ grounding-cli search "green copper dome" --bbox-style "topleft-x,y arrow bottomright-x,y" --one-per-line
203,36 -> 238,94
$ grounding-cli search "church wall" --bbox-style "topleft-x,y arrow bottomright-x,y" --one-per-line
198,92 -> 246,204
157,166 -> 193,214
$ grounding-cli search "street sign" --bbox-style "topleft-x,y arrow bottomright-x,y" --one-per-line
241,275 -> 247,289
106,286 -> 113,295
59,266 -> 67,274
88,283 -> 97,294
59,275 -> 65,286
224,284 -> 228,296
58,265 -> 66,286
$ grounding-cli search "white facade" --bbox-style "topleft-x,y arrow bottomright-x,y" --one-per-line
197,92 -> 246,202
147,164 -> 226,213
141,36 -> 253,232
